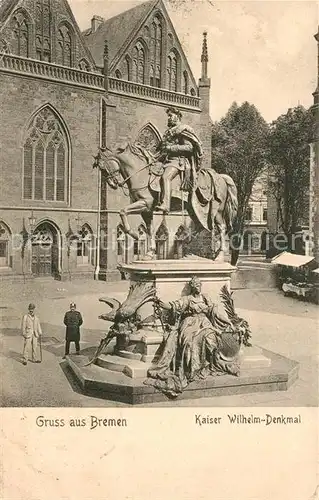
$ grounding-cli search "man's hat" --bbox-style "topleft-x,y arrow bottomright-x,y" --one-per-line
166,106 -> 182,119
28,303 -> 36,310
70,302 -> 76,308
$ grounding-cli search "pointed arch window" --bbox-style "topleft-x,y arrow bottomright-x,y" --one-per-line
155,223 -> 169,260
23,106 -> 69,202
57,24 -> 72,66
132,42 -> 145,84
150,15 -> 162,87
0,222 -> 12,268
11,10 -> 30,57
183,71 -> 189,95
125,55 -> 131,81
135,123 -> 161,154
35,0 -> 51,61
167,51 -> 177,92
77,224 -> 94,266
174,225 -> 189,259
135,225 -> 147,259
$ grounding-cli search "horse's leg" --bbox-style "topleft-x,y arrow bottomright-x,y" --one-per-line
120,200 -> 148,240
141,211 -> 156,259
213,211 -> 226,262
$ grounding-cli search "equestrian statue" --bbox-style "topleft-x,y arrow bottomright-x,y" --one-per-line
93,107 -> 238,260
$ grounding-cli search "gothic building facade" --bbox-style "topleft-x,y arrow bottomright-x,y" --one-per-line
0,0 -> 212,280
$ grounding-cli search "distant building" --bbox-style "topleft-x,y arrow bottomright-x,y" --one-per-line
309,27 -> 319,263
241,174 -> 268,254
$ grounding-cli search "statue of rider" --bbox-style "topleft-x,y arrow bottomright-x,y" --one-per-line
155,107 -> 203,214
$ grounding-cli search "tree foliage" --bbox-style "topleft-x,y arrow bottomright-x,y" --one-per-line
267,106 -> 312,236
211,102 -> 269,262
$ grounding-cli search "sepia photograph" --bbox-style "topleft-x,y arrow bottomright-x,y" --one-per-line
0,0 -> 318,411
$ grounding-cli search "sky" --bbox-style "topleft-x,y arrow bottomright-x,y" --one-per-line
69,0 -> 318,122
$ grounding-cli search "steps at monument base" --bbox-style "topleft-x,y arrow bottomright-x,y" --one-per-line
96,353 -> 152,378
65,347 -> 299,405
116,350 -> 143,361
240,346 -> 272,369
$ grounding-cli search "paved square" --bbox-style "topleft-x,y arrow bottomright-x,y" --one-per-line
0,279 -> 317,407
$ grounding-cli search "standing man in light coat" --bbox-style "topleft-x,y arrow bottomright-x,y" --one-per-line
21,303 -> 42,365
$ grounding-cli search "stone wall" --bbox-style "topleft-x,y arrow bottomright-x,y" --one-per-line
0,71 -> 103,279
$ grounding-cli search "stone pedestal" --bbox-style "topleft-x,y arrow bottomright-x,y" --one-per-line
83,258 -> 237,379
121,257 -> 236,304
64,257 -> 299,403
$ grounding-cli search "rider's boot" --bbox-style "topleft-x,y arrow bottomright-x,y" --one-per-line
155,178 -> 171,214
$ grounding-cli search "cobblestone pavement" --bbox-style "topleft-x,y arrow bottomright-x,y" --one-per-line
0,278 -> 318,407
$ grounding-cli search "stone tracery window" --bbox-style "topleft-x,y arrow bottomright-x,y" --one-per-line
35,0 -> 51,61
132,41 -> 145,84
135,123 -> 161,154
150,15 -> 162,87
23,106 -> 69,202
11,10 -> 30,57
57,23 -> 72,66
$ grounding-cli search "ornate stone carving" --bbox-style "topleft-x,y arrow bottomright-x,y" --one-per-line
145,279 -> 252,397
86,281 -> 156,365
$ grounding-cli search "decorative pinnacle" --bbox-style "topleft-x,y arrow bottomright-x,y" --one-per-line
103,40 -> 109,60
201,31 -> 208,79
201,31 -> 208,63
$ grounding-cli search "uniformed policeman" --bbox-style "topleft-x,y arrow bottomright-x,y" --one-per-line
63,302 -> 83,358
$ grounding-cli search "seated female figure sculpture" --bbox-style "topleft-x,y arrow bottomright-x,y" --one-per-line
146,277 -> 246,398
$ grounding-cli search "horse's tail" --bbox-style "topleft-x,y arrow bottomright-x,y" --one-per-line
220,174 -> 238,233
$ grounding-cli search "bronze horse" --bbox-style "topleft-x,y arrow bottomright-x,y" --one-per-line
93,143 -> 238,259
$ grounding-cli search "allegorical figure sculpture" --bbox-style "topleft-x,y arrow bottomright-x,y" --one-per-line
155,107 -> 203,214
145,277 -> 252,397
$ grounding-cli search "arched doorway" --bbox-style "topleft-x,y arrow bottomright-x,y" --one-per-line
31,221 -> 60,277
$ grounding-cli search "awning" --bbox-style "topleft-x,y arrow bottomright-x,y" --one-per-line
271,251 -> 315,268
312,268 -> 319,274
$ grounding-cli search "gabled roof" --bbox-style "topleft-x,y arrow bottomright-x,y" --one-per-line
83,0 -> 158,68
0,0 -> 96,68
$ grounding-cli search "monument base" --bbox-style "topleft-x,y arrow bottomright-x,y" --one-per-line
66,257 -> 298,404
120,257 -> 237,302
65,345 -> 299,405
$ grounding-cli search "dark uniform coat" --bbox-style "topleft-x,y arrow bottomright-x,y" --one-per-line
64,310 -> 83,342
